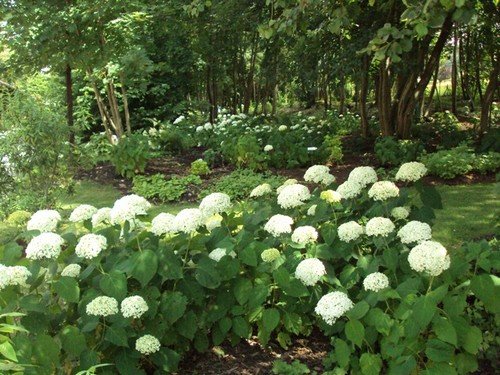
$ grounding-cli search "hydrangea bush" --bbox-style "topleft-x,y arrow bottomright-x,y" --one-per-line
0,162 -> 497,374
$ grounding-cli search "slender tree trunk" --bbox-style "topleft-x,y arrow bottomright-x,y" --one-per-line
479,56 -> 499,136
106,80 -> 123,138
376,60 -> 393,136
359,55 -> 370,138
65,64 -> 75,147
338,73 -> 346,114
423,63 -> 439,116
119,72 -> 131,134
451,26 -> 458,114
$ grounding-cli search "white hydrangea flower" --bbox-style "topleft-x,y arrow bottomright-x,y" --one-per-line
199,193 -> 231,217
315,291 -> 353,325
121,296 -> 149,319
337,180 -> 363,199
363,272 -> 389,292
204,123 -> 212,130
291,226 -> 318,245
338,221 -> 364,242
397,221 -> 432,244
295,258 -> 326,286
26,232 -> 65,260
348,166 -> 378,187
307,205 -> 317,216
276,179 -> 298,194
61,264 -> 81,277
136,335 -> 161,355
395,162 -> 427,182
196,125 -> 204,132
75,234 -> 107,259
277,184 -> 311,209
86,296 -> 119,317
264,214 -> 294,237
91,207 -> 112,227
264,144 -> 273,152
261,248 -> 280,263
304,165 -> 336,185
365,217 -> 395,237
27,210 -> 61,232
408,241 -> 450,276
110,195 -> 151,224
368,181 -> 400,201
391,206 -> 410,220
205,214 -> 223,231
208,248 -> 236,262
173,115 -> 185,124
69,204 -> 98,222
278,125 -> 287,131
174,208 -> 204,233
0,265 -> 31,290
150,213 -> 176,236
250,183 -> 273,198
320,190 -> 342,203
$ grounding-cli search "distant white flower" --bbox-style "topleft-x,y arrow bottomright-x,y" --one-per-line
395,162 -> 427,182
337,180 -> 363,199
173,115 -> 185,124
205,214 -> 223,231
307,205 -> 317,216
291,226 -> 318,245
69,204 -> 98,222
320,190 -> 342,203
196,125 -> 204,132
408,241 -> 450,276
277,184 -> 311,209
295,258 -> 326,286
110,195 -> 151,224
278,125 -> 287,131
61,264 -> 81,278
121,296 -> 149,319
261,248 -> 280,263
199,193 -> 231,217
276,179 -> 298,194
174,208 -> 204,233
264,214 -> 294,237
264,145 -> 273,152
75,234 -> 107,259
26,232 -> 65,260
250,183 -> 273,198
136,335 -> 161,355
315,291 -> 353,325
363,272 -> 389,292
348,166 -> 377,187
368,181 -> 399,201
397,221 -> 432,244
91,207 -> 112,227
27,210 -> 61,232
204,123 -> 213,130
86,296 -> 119,317
209,248 -> 235,262
338,221 -> 364,242
391,207 -> 410,220
304,165 -> 335,185
307,147 -> 318,152
365,217 -> 395,237
150,213 -> 176,236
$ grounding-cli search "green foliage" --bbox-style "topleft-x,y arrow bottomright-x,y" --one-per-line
132,173 -> 202,202
221,134 -> 268,171
145,122 -> 195,155
75,132 -> 114,170
202,169 -> 285,200
321,135 -> 343,164
110,133 -> 151,178
5,211 -> 31,227
190,159 -> 211,177
375,136 -> 424,166
413,112 -> 471,150
272,360 -> 312,374
0,312 -> 28,373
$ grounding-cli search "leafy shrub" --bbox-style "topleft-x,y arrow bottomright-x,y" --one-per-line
190,159 -> 211,177
413,111 -> 470,150
132,173 -> 202,202
321,135 -> 343,163
202,169 -> 285,200
110,133 -> 151,178
472,152 -> 500,174
146,124 -> 194,155
75,132 -> 114,170
0,312 -> 27,373
273,360 -> 312,374
375,136 -> 424,166
221,134 -> 268,171
5,210 -> 32,227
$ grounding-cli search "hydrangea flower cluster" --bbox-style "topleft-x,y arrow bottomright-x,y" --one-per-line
205,214 -> 223,231
26,232 -> 65,260
397,221 -> 432,244
277,184 -> 311,209
261,248 -> 280,263
110,195 -> 151,224
27,210 -> 61,232
121,296 -> 149,319
291,226 -> 318,245
264,144 -> 273,152
365,217 -> 395,237
86,296 -> 119,317
295,258 -> 326,286
304,165 -> 335,185
0,264 -> 31,290
91,207 -> 112,227
61,264 -> 81,278
320,190 -> 342,204
368,181 -> 399,201
408,241 -> 450,276
69,204 -> 98,222
307,205 -> 317,216
264,214 -> 294,237
338,221 -> 364,242
135,335 -> 161,355
209,248 -> 235,262
250,183 -> 273,198
315,291 -> 353,325
174,208 -> 204,233
348,166 -> 378,187
391,206 -> 410,220
337,180 -> 363,199
276,179 -> 298,194
199,193 -> 232,217
150,213 -> 176,236
75,234 -> 107,259
363,272 -> 390,292
395,162 -> 427,182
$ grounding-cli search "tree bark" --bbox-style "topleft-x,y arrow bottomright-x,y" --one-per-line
119,72 -> 131,134
451,26 -> 458,114
359,55 -> 370,138
479,55 -> 499,136
65,64 -> 75,147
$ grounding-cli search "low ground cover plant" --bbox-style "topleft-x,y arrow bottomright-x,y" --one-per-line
0,162 -> 497,374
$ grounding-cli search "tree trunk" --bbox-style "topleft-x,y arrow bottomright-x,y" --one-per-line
119,72 -> 131,134
359,55 -> 370,138
376,60 -> 393,136
423,63 -> 439,116
65,64 -> 75,147
451,26 -> 458,114
479,56 -> 499,136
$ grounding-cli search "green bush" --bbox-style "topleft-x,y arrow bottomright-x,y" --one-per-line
132,173 -> 202,202
190,159 -> 211,177
202,169 -> 285,200
5,210 -> 32,227
375,136 -> 424,166
110,133 -> 151,178
472,152 -> 500,174
321,135 -> 343,164
413,111 -> 470,150
221,134 -> 268,171
75,132 -> 114,170
146,124 -> 194,155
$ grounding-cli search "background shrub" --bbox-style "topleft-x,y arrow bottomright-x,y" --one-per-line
110,133 -> 151,178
